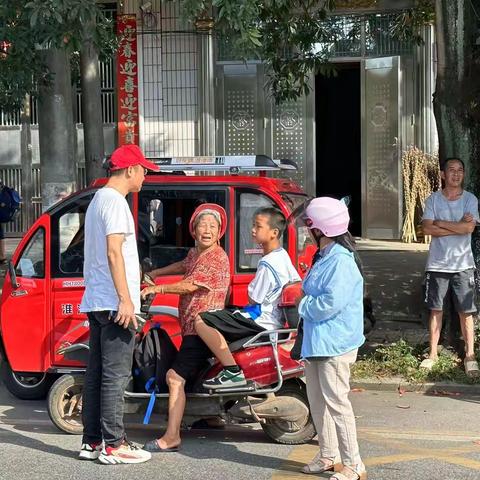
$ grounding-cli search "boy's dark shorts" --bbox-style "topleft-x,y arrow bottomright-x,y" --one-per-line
200,309 -> 265,343
424,269 -> 477,313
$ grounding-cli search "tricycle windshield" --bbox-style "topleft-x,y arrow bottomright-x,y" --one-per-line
280,193 -> 315,271
15,227 -> 45,278
137,187 -> 227,270
280,193 -> 309,213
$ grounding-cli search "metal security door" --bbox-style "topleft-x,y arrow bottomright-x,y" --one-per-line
362,56 -> 401,239
215,64 -> 314,194
216,64 -> 265,156
270,98 -> 313,194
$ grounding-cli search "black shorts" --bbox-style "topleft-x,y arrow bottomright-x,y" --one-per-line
424,269 -> 477,313
200,309 -> 265,343
170,335 -> 211,383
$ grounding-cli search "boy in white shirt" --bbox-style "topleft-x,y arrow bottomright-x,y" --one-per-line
194,207 -> 300,389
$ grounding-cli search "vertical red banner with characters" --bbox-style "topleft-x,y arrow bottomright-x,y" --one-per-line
117,15 -> 139,145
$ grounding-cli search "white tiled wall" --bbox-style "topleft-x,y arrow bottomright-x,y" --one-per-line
134,0 -> 199,157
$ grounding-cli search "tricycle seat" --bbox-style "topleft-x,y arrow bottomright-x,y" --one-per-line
228,336 -> 255,353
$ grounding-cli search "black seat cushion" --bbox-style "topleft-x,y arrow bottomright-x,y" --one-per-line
228,336 -> 255,353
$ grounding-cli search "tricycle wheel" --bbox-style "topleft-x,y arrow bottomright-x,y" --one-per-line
47,374 -> 84,435
261,382 -> 316,445
0,361 -> 51,400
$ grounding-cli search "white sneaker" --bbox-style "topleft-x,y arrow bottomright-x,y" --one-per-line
79,442 -> 103,460
98,441 -> 152,465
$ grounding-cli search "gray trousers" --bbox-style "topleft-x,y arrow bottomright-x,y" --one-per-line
305,348 -> 362,467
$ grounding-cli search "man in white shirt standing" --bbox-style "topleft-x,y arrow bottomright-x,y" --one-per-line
421,157 -> 479,377
78,144 -> 159,464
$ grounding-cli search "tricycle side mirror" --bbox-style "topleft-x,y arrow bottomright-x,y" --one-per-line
7,260 -> 19,289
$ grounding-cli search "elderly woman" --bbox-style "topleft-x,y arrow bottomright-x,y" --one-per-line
140,203 -> 230,453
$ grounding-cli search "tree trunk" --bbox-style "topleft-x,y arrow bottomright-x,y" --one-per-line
80,20 -> 105,184
71,69 -> 78,187
38,49 -> 77,211
20,95 -> 33,228
433,0 -> 480,348
433,0 -> 480,185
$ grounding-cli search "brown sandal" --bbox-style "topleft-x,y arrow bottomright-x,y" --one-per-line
331,463 -> 367,480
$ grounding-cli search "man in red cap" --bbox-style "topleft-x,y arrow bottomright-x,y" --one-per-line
79,145 -> 158,464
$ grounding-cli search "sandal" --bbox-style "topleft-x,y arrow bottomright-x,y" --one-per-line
331,463 -> 367,480
420,358 -> 436,370
464,358 -> 480,378
301,453 -> 342,474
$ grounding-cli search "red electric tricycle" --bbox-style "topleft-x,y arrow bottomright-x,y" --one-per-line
0,155 -> 318,444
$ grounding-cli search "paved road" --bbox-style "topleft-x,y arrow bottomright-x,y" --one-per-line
1,382 -> 480,480
0,381 -> 291,480
275,389 -> 480,480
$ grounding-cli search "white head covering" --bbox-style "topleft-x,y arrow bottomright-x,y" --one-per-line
192,208 -> 222,229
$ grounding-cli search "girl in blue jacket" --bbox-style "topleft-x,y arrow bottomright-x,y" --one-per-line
297,197 -> 366,480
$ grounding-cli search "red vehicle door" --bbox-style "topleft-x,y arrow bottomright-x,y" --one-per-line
136,184 -> 229,346
49,191 -> 95,368
1,218 -> 50,372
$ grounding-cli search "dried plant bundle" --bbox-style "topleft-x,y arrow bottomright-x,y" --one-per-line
401,147 -> 440,243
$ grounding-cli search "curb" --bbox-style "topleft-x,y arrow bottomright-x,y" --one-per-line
351,377 -> 480,395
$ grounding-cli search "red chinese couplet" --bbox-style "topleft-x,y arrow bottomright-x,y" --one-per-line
117,15 -> 139,146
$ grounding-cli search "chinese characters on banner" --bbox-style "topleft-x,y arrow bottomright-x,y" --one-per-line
117,15 -> 139,145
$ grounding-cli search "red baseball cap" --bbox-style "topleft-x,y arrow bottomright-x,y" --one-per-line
109,144 -> 159,172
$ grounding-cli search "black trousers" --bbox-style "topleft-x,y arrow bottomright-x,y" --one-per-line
82,311 -> 135,447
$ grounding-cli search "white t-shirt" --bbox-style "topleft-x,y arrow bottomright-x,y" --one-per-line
80,187 -> 141,313
246,248 -> 301,330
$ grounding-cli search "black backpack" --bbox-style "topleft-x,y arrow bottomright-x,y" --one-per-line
0,185 -> 21,223
132,326 -> 177,394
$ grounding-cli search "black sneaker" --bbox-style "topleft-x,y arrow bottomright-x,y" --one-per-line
203,369 -> 247,389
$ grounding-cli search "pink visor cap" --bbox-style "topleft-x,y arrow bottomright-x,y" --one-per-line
304,197 -> 350,237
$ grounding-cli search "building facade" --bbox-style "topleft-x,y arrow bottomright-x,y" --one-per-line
0,0 -> 437,238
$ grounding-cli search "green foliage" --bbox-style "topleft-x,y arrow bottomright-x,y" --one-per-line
352,339 -> 480,385
389,0 -> 435,46
0,0 -> 116,112
259,1 -> 340,102
2,0 -> 436,108
178,0 -> 340,103
178,0 -> 432,103
352,340 -> 425,383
